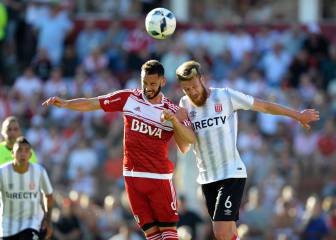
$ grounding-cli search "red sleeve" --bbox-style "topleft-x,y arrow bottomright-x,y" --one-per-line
98,90 -> 131,112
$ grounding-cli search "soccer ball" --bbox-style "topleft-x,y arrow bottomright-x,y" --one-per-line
145,8 -> 176,40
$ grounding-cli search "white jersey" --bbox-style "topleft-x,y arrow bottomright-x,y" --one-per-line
180,88 -> 254,184
0,162 -> 53,237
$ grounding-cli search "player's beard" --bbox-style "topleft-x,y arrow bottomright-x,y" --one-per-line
144,85 -> 161,100
188,84 -> 208,107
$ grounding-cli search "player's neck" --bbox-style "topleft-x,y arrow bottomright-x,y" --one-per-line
12,161 -> 29,174
5,141 -> 14,151
147,93 -> 163,105
206,87 -> 211,97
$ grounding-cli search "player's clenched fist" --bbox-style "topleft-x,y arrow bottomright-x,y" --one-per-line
161,109 -> 177,123
42,96 -> 66,108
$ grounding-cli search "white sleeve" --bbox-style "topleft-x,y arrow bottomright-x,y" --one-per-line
179,97 -> 185,108
40,168 -> 53,195
227,88 -> 254,111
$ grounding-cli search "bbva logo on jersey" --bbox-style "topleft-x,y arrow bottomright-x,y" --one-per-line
131,119 -> 162,138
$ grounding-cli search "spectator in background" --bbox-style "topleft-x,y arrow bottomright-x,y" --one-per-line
61,45 -> 78,79
241,187 -> 272,240
300,196 -> 329,240
67,138 -> 98,182
25,0 -> 49,29
12,66 -> 42,101
254,25 -> 280,55
281,24 -> 306,57
3,0 -> 23,49
43,68 -> 67,98
75,19 -> 105,60
97,194 -> 124,238
327,202 -> 336,238
303,23 -> 330,63
32,48 -> 53,81
0,88 -> 12,120
104,19 -> 128,75
161,42 -> 190,85
293,127 -> 318,161
288,49 -> 311,88
71,167 -> 96,197
320,44 -> 336,89
53,198 -> 82,240
227,25 -> 253,64
317,119 -> 336,161
177,195 -> 204,240
35,1 -> 73,66
211,50 -> 236,82
260,41 -> 291,87
82,47 -> 108,76
123,21 -> 152,72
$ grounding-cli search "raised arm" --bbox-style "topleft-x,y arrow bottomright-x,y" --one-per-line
162,108 -> 196,153
251,98 -> 320,129
42,96 -> 101,111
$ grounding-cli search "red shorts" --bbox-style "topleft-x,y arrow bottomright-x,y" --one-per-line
124,176 -> 179,230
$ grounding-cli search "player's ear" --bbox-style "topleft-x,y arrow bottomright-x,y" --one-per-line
199,76 -> 205,84
161,77 -> 167,87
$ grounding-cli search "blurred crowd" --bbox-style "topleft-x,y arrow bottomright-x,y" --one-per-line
0,0 -> 336,240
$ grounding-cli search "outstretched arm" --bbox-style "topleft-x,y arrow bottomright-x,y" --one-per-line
162,108 -> 196,153
251,98 -> 320,129
42,96 -> 101,111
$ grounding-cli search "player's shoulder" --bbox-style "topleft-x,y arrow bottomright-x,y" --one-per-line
101,89 -> 141,99
30,162 -> 47,173
210,87 -> 231,93
0,161 -> 12,171
210,87 -> 239,97
162,96 -> 180,112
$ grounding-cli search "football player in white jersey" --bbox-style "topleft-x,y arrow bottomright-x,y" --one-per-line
0,137 -> 53,240
176,60 -> 320,240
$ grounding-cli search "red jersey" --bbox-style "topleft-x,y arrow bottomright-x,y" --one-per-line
99,89 -> 182,179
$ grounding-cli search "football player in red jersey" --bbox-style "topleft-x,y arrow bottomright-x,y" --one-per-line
43,60 -> 195,240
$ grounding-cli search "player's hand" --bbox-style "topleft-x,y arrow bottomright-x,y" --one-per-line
41,219 -> 53,240
42,96 -> 66,108
297,109 -> 320,129
161,109 -> 177,123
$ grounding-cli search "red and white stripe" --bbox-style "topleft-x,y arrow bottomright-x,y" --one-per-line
161,230 -> 178,239
146,233 -> 162,240
168,179 -> 177,211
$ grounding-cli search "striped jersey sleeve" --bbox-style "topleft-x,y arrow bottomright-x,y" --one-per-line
40,168 -> 53,195
226,88 -> 254,111
98,89 -> 133,112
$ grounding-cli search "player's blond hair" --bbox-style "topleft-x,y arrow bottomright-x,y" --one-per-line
176,61 -> 202,82
1,116 -> 19,137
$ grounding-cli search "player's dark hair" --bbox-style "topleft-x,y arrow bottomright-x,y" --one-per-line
176,60 -> 202,82
14,136 -> 31,148
141,60 -> 165,76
